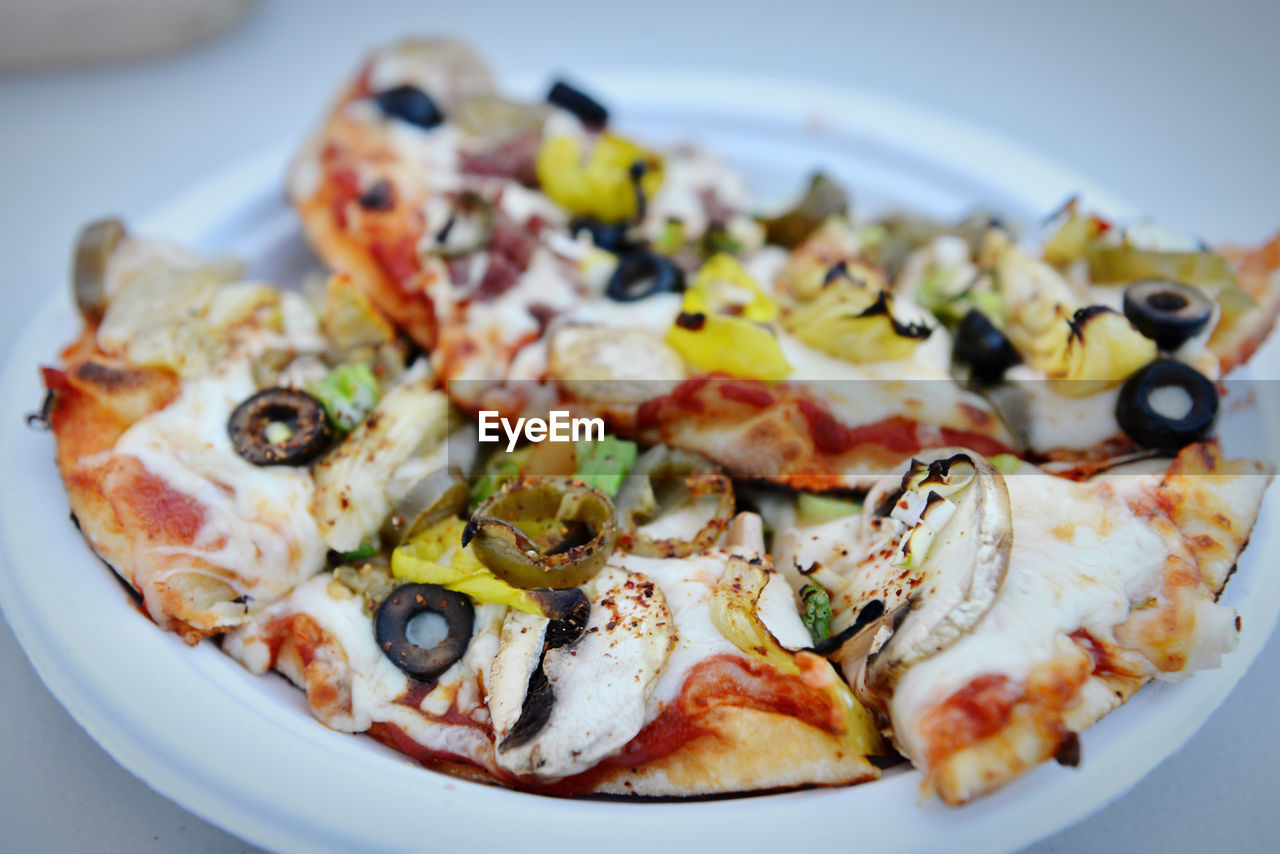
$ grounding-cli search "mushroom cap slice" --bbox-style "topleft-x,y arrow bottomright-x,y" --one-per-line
865,448 -> 1013,692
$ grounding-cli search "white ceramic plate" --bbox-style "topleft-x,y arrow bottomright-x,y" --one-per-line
1,70 -> 1277,854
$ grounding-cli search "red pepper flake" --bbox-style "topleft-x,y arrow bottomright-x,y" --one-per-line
719,381 -> 775,408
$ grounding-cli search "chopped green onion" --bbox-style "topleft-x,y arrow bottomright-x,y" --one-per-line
341,539 -> 379,563
990,453 -> 1022,474
655,218 -> 685,255
308,363 -> 380,434
796,492 -> 862,525
469,446 -> 532,506
800,584 -> 832,644
574,434 -> 638,498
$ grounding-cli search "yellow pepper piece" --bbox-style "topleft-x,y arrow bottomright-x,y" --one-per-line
666,313 -> 791,380
391,517 -> 549,616
685,253 -> 779,322
666,253 -> 790,379
709,556 -> 885,752
536,132 -> 663,223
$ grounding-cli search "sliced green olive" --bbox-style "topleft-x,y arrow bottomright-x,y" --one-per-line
614,446 -> 734,558
388,467 -> 469,545
72,217 -> 126,323
761,172 -> 849,249
462,478 -> 616,589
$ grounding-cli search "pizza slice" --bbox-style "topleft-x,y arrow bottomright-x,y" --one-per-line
291,38 -> 1280,490
40,222 -> 443,641
225,501 -> 887,796
773,442 -> 1270,804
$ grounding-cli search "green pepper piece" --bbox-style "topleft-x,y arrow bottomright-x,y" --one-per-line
463,478 -> 616,589
341,539 -> 380,563
308,363 -> 380,434
1087,245 -> 1236,290
796,493 -> 862,526
761,172 -> 849,249
388,467 -> 469,545
613,446 -> 735,558
800,584 -> 832,644
574,435 -> 638,498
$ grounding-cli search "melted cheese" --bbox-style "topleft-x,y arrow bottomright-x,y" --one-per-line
113,360 -> 327,619
225,574 -> 498,769
887,465 -> 1235,764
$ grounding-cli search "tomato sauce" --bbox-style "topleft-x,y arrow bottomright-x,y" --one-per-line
919,674 -> 1023,767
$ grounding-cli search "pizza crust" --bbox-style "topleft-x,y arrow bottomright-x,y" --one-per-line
915,443 -> 1270,805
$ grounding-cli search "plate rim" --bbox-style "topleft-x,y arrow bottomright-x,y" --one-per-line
1,67 -> 1275,854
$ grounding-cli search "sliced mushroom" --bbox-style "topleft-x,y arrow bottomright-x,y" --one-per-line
808,450 -> 1013,699
864,449 -> 1013,692
487,566 -> 674,779
487,609 -> 550,745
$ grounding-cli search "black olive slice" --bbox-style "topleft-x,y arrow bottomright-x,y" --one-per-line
569,216 -> 638,253
952,309 -> 1021,386
1122,279 -> 1214,351
546,80 -> 608,129
374,85 -> 444,130
227,388 -> 333,466
605,252 -> 685,302
1115,359 -> 1218,453
375,583 -> 475,682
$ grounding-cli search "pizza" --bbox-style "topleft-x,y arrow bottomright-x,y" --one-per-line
31,35 -> 1278,806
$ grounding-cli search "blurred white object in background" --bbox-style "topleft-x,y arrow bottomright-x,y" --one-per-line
0,0 -> 254,70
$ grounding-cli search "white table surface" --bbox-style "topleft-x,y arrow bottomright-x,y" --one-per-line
1,1 -> 1277,851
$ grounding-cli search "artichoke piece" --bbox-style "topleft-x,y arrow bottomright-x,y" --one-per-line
313,378 -> 451,552
72,217 -> 126,323
320,274 -> 395,354
1046,306 -> 1157,397
710,554 -> 885,750
784,284 -> 930,364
